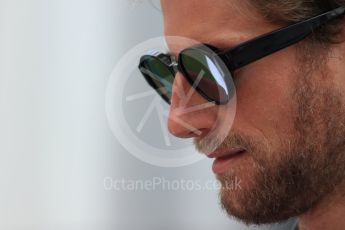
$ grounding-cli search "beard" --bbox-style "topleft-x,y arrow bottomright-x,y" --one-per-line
194,56 -> 345,225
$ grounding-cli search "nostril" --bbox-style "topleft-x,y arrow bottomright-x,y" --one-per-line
194,128 -> 210,138
168,115 -> 211,139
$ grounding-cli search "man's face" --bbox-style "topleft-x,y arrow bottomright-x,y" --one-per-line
161,0 -> 345,225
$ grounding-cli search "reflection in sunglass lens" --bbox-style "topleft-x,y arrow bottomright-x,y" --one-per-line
180,48 -> 230,104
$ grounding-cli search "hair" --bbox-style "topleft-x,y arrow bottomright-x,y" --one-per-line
246,0 -> 345,69
249,0 -> 345,43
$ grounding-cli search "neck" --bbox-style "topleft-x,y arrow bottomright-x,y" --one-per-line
298,182 -> 345,230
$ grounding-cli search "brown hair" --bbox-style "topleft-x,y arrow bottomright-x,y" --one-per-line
247,0 -> 345,69
249,0 -> 345,43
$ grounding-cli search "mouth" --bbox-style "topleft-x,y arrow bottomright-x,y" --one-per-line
207,148 -> 246,174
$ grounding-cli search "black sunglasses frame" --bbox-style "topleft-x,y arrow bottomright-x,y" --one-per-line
139,6 -> 345,105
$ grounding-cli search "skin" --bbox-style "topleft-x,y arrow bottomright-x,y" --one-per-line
160,0 -> 345,229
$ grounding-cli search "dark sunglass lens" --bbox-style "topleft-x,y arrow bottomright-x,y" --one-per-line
180,48 -> 231,104
139,56 -> 175,103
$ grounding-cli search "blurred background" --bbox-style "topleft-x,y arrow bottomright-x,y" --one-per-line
0,0 -> 296,229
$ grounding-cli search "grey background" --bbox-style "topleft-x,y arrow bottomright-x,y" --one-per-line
0,0 -> 297,229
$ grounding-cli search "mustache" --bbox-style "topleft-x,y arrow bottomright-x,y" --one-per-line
193,131 -> 255,155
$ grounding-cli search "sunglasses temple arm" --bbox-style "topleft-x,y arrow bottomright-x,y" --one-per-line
221,6 -> 345,71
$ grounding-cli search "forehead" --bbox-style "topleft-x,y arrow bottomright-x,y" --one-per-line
160,0 -> 275,53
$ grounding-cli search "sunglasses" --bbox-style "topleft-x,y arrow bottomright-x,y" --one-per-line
139,6 -> 345,105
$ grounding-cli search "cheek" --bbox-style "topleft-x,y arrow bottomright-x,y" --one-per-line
232,51 -> 298,143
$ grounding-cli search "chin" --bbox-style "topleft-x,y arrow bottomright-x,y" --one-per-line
216,159 -> 297,225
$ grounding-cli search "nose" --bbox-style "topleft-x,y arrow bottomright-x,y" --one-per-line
167,72 -> 219,138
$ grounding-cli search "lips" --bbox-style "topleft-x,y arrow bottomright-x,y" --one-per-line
207,148 -> 247,174
207,147 -> 246,159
